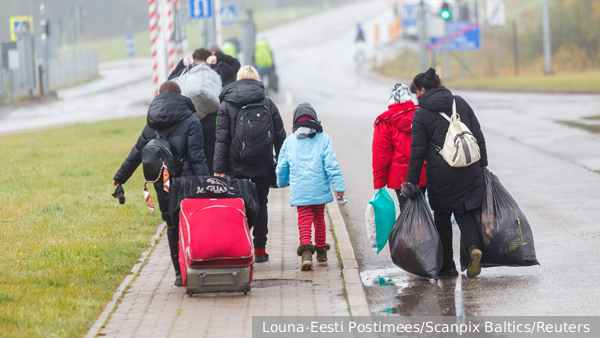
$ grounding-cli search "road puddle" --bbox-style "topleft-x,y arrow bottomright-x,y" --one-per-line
360,267 -> 410,288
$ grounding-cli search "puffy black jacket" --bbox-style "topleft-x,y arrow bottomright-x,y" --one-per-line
114,91 -> 210,183
407,86 -> 488,213
214,79 -> 286,178
212,52 -> 241,86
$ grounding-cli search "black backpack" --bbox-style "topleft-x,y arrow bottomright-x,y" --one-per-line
230,99 -> 274,164
141,118 -> 189,182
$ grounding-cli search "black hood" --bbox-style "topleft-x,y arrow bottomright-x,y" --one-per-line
417,86 -> 454,113
147,91 -> 195,130
219,78 -> 265,107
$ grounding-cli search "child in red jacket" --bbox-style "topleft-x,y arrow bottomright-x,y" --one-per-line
372,83 -> 426,209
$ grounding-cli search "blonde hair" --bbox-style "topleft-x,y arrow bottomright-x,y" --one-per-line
236,65 -> 260,81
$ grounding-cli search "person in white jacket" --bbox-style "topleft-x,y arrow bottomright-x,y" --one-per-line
276,103 -> 346,271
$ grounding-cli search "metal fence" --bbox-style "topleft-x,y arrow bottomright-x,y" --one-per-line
48,50 -> 98,90
1,49 -> 98,102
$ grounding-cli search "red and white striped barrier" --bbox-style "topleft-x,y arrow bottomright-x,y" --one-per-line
148,0 -> 177,95
164,0 -> 176,73
148,0 -> 160,95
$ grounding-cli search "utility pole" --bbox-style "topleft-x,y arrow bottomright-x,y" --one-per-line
418,0 -> 428,71
513,20 -> 519,76
0,14 -> 4,102
39,0 -> 50,96
242,10 -> 256,67
75,3 -> 82,49
214,0 -> 223,46
494,26 -> 500,77
542,0 -> 553,74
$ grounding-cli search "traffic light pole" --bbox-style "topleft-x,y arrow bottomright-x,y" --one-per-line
542,0 -> 553,74
444,20 -> 450,79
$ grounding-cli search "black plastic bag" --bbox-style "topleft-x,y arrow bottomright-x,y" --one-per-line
389,190 -> 443,279
460,170 -> 540,270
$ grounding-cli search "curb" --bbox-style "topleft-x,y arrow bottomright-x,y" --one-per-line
85,222 -> 167,338
327,203 -> 372,317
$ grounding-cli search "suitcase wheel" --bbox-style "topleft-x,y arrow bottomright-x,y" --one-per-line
244,289 -> 247,295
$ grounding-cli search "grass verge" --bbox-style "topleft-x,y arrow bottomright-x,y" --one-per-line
378,49 -> 600,93
557,120 -> 600,134
445,72 -> 600,93
0,116 -> 163,338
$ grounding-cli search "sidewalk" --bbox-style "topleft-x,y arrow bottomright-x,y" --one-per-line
91,188 -> 366,338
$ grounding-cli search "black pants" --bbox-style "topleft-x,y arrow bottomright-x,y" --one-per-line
243,176 -> 270,249
200,111 -> 217,176
434,209 -> 480,271
395,186 -> 427,210
154,180 -> 181,274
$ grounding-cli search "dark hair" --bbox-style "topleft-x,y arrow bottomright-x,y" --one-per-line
192,48 -> 212,62
410,68 -> 442,93
159,81 -> 181,94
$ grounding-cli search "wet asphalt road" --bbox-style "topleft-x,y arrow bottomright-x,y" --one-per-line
3,0 -> 600,317
261,1 -> 600,316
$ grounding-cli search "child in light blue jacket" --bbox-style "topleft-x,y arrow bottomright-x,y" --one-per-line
276,102 -> 346,271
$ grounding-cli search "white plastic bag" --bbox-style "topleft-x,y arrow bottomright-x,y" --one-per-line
174,63 -> 222,120
365,204 -> 377,253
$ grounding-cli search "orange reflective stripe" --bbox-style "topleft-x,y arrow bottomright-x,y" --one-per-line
143,182 -> 155,214
163,166 -> 170,193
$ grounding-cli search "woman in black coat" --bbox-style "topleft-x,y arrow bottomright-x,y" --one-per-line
113,81 -> 209,286
213,66 -> 286,263
402,68 -> 488,278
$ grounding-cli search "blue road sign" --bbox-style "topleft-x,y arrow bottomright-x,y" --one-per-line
401,4 -> 418,29
427,21 -> 481,52
189,0 -> 212,20
126,35 -> 135,57
220,4 -> 237,26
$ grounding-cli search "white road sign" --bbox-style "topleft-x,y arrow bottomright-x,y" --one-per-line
486,0 -> 506,27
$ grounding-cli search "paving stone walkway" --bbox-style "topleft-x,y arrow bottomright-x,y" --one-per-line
97,188 -> 350,338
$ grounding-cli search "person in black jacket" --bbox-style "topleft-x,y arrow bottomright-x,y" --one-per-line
402,68 -> 488,279
213,65 -> 286,263
113,81 -> 209,286
168,48 -> 241,176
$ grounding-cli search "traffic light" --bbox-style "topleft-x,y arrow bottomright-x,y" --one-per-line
40,19 -> 50,40
441,2 -> 451,20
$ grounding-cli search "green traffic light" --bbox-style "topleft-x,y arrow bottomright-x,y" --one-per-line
441,9 -> 451,20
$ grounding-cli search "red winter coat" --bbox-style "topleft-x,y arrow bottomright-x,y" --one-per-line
372,101 -> 426,190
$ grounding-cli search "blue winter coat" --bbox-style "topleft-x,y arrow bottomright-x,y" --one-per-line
276,132 -> 346,206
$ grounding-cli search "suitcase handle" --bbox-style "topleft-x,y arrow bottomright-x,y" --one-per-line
199,271 -> 238,286
191,176 -> 232,197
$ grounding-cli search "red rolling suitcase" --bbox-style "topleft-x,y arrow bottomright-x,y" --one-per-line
178,197 -> 253,295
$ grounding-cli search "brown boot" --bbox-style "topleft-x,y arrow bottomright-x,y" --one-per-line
315,244 -> 331,266
297,244 -> 315,271
467,246 -> 482,278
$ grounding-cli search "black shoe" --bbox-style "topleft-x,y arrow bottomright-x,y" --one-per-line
174,272 -> 183,286
255,255 -> 269,263
439,268 -> 459,277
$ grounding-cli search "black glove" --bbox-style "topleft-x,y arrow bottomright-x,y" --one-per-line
112,185 -> 126,205
401,182 -> 420,200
